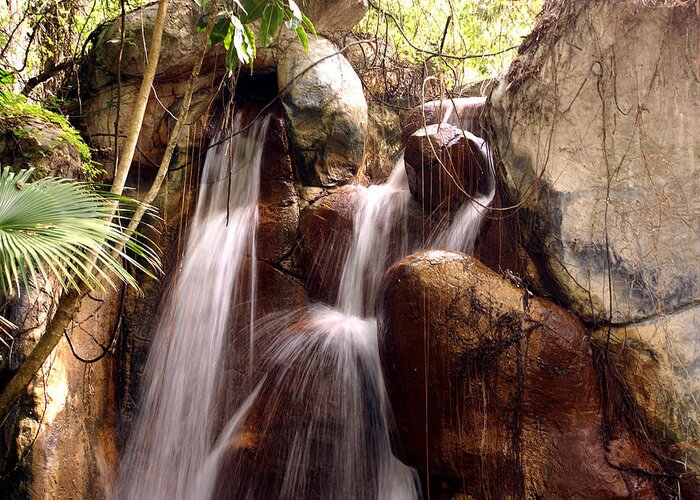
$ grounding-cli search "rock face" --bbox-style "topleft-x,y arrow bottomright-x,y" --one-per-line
257,110 -> 299,265
81,73 -> 215,174
296,185 -> 360,304
490,1 -> 700,324
593,305 -> 700,484
93,0 -> 215,82
278,37 -> 368,186
378,251 -> 676,498
0,115 -> 87,180
359,103 -> 403,184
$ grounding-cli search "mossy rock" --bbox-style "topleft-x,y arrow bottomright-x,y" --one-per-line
0,94 -> 100,180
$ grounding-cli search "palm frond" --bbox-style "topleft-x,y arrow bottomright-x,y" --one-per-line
0,167 -> 162,296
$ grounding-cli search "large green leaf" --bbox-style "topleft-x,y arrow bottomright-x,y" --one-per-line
258,1 -> 284,47
295,25 -> 308,51
301,12 -> 317,38
240,0 -> 267,23
225,43 -> 239,73
209,16 -> 232,46
0,168 -> 161,296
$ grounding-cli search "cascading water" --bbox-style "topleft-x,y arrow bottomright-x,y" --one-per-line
201,159 -> 420,499
118,99 -> 495,500
432,126 -> 496,254
116,109 -> 270,500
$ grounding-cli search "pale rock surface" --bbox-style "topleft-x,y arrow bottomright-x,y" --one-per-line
490,1 -> 700,324
593,305 -> 700,479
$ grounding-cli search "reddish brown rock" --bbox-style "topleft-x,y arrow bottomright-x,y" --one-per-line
258,181 -> 299,264
378,251 -> 675,498
295,186 -> 360,304
403,123 -> 488,211
256,108 -> 299,264
295,185 -> 424,306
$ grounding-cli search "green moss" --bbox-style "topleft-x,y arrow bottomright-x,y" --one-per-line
0,91 -> 103,179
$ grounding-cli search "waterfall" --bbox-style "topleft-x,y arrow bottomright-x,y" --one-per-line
118,101 -> 495,500
200,158 -> 420,499
116,109 -> 270,500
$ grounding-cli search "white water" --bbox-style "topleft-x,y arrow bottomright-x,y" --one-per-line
338,162 -> 411,316
116,110 -> 270,500
432,130 -> 496,253
199,158 -> 419,499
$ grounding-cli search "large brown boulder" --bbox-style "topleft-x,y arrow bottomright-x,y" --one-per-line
378,251 -> 676,498
403,123 -> 488,211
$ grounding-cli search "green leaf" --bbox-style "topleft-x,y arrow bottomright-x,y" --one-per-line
0,69 -> 15,87
258,2 -> 284,47
209,16 -> 231,46
226,43 -> 239,73
295,25 -> 308,51
0,168 -> 161,296
223,22 -> 234,50
243,25 -> 257,73
196,14 -> 210,32
301,12 -> 317,38
240,0 -> 267,23
285,0 -> 302,30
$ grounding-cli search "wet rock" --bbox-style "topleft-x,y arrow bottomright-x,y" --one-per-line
255,261 -> 307,317
378,251 -> 673,498
296,186 -> 359,304
490,1 -> 700,324
259,110 -> 295,184
257,108 -> 299,264
403,123 -> 488,211
258,181 -> 299,264
278,37 -> 368,186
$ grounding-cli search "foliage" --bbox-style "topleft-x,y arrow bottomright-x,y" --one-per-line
0,0 -> 146,94
0,86 -> 102,178
195,0 -> 316,73
357,0 -> 542,88
0,167 -> 160,296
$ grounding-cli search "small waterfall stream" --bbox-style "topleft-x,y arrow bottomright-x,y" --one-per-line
118,104 -> 495,499
117,110 -> 270,500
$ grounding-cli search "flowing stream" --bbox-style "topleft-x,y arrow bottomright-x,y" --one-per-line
118,105 -> 494,499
